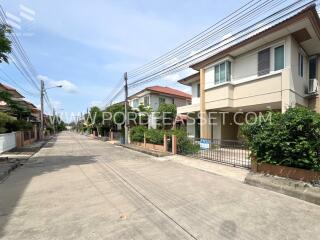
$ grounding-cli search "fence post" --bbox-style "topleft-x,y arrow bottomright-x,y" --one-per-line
110,131 -> 114,141
163,134 -> 167,152
144,133 -> 146,148
128,130 -> 131,144
172,134 -> 177,155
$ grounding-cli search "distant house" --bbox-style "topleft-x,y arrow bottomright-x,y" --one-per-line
0,83 -> 24,113
128,86 -> 191,128
0,82 -> 41,129
177,5 -> 320,140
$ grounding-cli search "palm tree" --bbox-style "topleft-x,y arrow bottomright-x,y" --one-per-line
0,24 -> 12,63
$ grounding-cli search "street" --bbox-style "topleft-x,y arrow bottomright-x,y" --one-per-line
0,132 -> 320,240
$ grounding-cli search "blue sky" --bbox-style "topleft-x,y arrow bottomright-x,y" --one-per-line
0,0 -> 248,118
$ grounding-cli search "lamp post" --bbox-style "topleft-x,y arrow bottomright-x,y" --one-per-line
40,80 -> 62,139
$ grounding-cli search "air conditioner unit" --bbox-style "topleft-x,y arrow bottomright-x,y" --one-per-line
308,78 -> 318,94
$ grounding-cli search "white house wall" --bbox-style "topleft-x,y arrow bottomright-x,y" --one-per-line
191,82 -> 200,105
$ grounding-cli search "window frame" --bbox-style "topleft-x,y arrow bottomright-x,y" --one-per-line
143,96 -> 150,106
214,60 -> 231,85
258,47 -> 271,76
274,45 -> 284,71
309,56 -> 317,80
298,53 -> 304,77
132,98 -> 139,108
159,97 -> 165,104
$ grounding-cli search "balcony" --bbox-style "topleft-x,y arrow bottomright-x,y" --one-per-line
177,103 -> 200,114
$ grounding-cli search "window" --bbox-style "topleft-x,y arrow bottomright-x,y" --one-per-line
132,99 -> 139,108
309,57 -> 317,79
274,45 -> 284,71
258,48 -> 270,76
144,96 -> 149,106
214,61 -> 231,84
298,53 -> 304,77
159,97 -> 165,104
197,83 -> 200,97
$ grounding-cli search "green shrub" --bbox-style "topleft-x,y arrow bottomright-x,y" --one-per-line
145,128 -> 164,145
241,107 -> 320,171
130,125 -> 147,142
0,112 -> 14,133
171,128 -> 200,154
6,119 -> 33,132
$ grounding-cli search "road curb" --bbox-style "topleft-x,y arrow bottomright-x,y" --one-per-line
245,172 -> 320,205
117,143 -> 171,157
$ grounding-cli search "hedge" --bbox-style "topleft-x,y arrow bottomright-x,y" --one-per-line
241,107 -> 320,171
130,126 -> 199,154
130,125 -> 146,143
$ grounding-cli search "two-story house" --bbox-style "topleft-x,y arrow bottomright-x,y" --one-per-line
177,5 -> 320,140
128,86 -> 191,128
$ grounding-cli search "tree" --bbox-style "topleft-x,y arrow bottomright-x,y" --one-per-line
104,103 -> 137,130
0,24 -> 12,63
157,103 -> 177,129
137,104 -> 152,125
0,90 -> 31,119
87,106 -> 103,136
0,112 -> 14,133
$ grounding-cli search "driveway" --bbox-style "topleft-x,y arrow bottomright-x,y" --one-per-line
0,132 -> 319,239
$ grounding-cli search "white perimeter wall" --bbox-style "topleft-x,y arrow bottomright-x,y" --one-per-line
0,132 -> 16,153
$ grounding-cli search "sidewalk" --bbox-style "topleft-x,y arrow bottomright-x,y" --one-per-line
163,154 -> 249,182
0,139 -> 50,182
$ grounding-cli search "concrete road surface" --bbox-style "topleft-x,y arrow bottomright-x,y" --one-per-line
0,132 -> 319,240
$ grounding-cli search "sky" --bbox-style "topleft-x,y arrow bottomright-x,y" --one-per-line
0,0 -> 249,119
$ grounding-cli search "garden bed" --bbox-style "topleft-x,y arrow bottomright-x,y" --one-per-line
132,141 -> 166,152
252,159 -> 320,182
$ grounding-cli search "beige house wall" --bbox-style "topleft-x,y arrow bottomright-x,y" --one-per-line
180,31 -> 320,139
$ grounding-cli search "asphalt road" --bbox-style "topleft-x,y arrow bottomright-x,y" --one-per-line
0,132 -> 319,240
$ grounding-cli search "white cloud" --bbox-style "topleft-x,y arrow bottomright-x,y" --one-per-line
164,73 -> 181,82
32,1 -> 186,59
37,75 -> 78,93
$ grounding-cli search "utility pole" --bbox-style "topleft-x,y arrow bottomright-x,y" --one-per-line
124,72 -> 128,144
53,108 -> 56,135
40,80 -> 44,140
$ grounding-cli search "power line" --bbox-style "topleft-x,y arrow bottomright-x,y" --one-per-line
128,0 -> 280,78
0,8 -> 40,91
101,0 -> 282,106
0,4 -> 56,114
0,68 -> 37,97
127,0 -> 299,79
128,0 -> 315,88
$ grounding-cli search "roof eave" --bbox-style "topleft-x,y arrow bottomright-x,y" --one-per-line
177,72 -> 200,86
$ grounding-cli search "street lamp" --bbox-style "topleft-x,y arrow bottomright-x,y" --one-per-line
40,81 -> 62,139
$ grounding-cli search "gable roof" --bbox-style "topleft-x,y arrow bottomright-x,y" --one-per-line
0,83 -> 24,98
129,86 -> 191,100
190,4 -> 320,70
146,86 -> 191,99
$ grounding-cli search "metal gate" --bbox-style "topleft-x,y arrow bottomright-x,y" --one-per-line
178,138 -> 251,169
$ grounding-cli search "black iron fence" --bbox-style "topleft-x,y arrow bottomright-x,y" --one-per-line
178,138 -> 251,169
